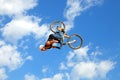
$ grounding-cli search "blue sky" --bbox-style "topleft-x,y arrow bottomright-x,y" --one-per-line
0,0 -> 120,80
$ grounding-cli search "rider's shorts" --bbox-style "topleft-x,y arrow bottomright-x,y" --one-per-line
48,34 -> 62,43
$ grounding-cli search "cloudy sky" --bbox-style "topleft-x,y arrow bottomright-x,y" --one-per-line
0,0 -> 120,80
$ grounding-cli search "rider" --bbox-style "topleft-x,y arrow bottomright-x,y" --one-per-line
40,26 -> 69,51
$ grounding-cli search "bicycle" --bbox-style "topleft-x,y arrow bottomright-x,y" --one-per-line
50,20 -> 83,50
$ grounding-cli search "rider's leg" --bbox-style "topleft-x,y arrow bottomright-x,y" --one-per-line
52,46 -> 61,49
51,39 -> 61,49
51,39 -> 58,43
57,39 -> 63,49
49,34 -> 63,49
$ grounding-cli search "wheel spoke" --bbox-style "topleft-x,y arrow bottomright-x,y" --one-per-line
50,20 -> 65,33
67,34 -> 83,49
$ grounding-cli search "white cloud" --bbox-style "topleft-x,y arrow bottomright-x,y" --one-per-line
0,0 -> 48,44
64,0 -> 104,31
19,39 -> 30,50
24,74 -> 40,80
42,67 -> 48,73
40,45 -> 114,80
1,15 -> 49,43
70,61 -> 114,80
52,74 -> 63,80
41,73 -> 63,80
0,40 -> 35,79
0,40 -> 5,46
40,45 -> 115,80
66,46 -> 115,80
0,68 -> 8,80
66,46 -> 89,67
0,0 -> 37,16
97,61 -> 115,78
59,62 -> 67,70
31,45 -> 115,80
41,78 -> 51,80
0,40 -> 23,71
26,56 -> 33,60
64,0 -> 82,21
71,62 -> 96,80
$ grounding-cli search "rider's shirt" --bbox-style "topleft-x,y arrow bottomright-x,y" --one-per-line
54,30 -> 64,39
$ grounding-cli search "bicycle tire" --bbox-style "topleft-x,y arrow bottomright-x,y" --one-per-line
67,34 -> 83,49
50,20 -> 65,33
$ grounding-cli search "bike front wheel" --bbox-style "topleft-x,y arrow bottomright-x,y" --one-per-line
50,20 -> 65,33
67,34 -> 83,49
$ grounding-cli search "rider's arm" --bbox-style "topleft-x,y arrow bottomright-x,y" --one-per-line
61,29 -> 70,38
64,33 -> 70,38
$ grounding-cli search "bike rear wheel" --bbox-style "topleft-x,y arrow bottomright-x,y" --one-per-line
67,34 -> 83,49
50,20 -> 65,33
